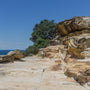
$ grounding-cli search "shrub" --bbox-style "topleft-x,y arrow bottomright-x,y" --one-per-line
24,46 -> 39,56
25,19 -> 57,56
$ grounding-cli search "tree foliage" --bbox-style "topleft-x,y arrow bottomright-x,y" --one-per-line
24,19 -> 56,56
30,19 -> 56,42
24,46 -> 39,56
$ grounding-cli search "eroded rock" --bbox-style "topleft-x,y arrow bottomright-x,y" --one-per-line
39,16 -> 90,87
83,69 -> 90,76
57,17 -> 90,59
38,45 -> 67,59
0,55 -> 14,62
14,49 -> 24,59
7,49 -> 24,60
57,16 -> 90,36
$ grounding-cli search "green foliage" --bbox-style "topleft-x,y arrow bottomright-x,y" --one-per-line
24,46 -> 39,56
24,19 -> 56,56
34,38 -> 50,48
30,19 -> 56,42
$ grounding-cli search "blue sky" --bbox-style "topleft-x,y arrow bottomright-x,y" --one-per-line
0,0 -> 90,50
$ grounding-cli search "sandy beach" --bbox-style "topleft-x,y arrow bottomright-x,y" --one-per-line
0,56 -> 88,90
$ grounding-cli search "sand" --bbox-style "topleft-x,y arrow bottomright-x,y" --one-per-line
0,56 -> 88,90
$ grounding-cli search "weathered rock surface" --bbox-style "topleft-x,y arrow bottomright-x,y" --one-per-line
84,69 -> 90,76
39,45 -> 67,59
0,50 -> 24,63
49,36 -> 60,46
7,51 -> 15,56
0,55 -> 14,62
57,16 -> 90,59
64,58 -> 90,85
7,49 -> 24,60
38,16 -> 90,88
39,44 -> 90,88
57,16 -> 90,36
14,49 -> 24,59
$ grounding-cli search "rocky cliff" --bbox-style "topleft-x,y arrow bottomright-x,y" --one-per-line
39,16 -> 90,88
57,16 -> 90,36
57,16 -> 90,59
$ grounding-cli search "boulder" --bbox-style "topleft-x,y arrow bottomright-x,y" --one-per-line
7,51 -> 15,56
7,49 -> 24,60
14,49 -> 24,59
0,55 -> 14,62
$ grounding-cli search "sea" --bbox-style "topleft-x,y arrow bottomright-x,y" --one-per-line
0,50 -> 24,55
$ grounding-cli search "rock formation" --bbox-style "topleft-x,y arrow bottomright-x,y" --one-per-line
39,16 -> 90,87
7,49 -> 24,60
39,45 -> 90,87
0,55 -> 14,62
14,49 -> 24,59
57,16 -> 90,59
39,45 -> 67,59
57,16 -> 90,36
0,49 -> 24,63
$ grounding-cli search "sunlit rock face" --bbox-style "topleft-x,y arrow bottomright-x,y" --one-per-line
38,16 -> 90,88
7,49 -> 24,60
57,16 -> 90,59
66,33 -> 90,59
57,17 -> 90,86
57,16 -> 90,36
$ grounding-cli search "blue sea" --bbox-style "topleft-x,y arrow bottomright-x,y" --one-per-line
0,50 -> 24,55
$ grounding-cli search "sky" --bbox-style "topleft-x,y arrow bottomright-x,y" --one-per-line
0,0 -> 90,50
